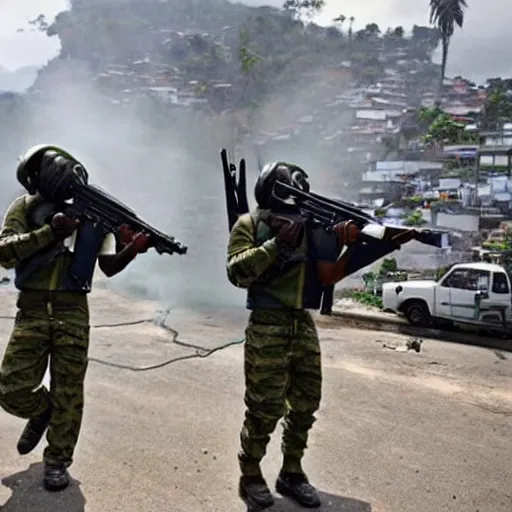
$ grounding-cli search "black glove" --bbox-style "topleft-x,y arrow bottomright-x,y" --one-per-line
268,214 -> 305,250
50,212 -> 80,239
332,220 -> 361,246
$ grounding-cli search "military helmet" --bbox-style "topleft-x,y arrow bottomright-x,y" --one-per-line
16,144 -> 81,194
254,161 -> 310,210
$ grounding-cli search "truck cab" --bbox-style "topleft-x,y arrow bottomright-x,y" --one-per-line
382,262 -> 512,330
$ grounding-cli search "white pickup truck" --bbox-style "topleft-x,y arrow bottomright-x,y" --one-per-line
382,262 -> 512,332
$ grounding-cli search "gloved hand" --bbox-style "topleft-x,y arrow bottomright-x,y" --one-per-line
51,212 -> 80,239
118,224 -> 152,254
130,232 -> 152,254
333,220 -> 360,246
268,215 -> 305,249
118,224 -> 135,246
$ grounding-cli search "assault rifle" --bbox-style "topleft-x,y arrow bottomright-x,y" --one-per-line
273,180 -> 449,249
37,157 -> 188,256
219,148 -> 449,277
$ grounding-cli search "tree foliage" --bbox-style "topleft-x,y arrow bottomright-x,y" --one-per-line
239,30 -> 261,76
393,26 -> 404,38
283,0 -> 325,20
423,112 -> 478,145
403,210 -> 428,226
480,83 -> 512,130
418,106 -> 445,127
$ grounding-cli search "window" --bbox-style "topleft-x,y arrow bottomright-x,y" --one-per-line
441,269 -> 466,288
492,272 -> 510,294
442,268 -> 490,291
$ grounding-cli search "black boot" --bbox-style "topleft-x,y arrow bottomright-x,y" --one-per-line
276,471 -> 321,508
17,408 -> 51,455
44,464 -> 70,492
239,475 -> 274,510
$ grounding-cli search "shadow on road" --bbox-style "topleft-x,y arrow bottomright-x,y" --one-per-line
0,463 -> 85,512
245,491 -> 372,511
271,491 -> 372,511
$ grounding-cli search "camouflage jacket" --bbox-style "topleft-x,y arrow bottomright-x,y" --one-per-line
0,194 -> 113,292
226,209 -> 308,310
0,195 -> 57,273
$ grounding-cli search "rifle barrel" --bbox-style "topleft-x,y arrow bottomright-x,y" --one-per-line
72,183 -> 187,255
274,181 -> 372,227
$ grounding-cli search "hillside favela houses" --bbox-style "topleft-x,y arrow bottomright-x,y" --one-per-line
5,2 -> 512,274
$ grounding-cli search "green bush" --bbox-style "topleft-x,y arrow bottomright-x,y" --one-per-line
403,210 -> 427,226
379,257 -> 397,275
362,271 -> 375,285
482,241 -> 509,251
347,290 -> 383,309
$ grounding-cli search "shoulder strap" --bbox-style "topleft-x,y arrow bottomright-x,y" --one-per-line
250,211 -> 274,248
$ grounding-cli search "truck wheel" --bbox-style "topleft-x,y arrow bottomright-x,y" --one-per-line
404,301 -> 431,327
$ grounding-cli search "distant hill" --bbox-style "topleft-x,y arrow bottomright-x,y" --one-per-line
0,65 -> 38,92
26,0 -> 440,106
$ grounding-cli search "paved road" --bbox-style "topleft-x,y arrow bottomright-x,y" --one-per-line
0,286 -> 511,512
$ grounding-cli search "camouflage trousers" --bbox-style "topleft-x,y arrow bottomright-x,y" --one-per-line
0,291 -> 90,467
239,308 -> 322,476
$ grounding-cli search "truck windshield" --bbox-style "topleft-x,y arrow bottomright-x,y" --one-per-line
436,264 -> 455,282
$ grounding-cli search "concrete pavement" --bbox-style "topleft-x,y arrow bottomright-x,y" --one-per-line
331,298 -> 512,352
0,286 -> 511,512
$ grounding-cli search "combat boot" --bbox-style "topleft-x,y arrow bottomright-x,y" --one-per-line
239,475 -> 275,510
43,464 -> 70,492
276,471 -> 321,508
17,408 -> 51,455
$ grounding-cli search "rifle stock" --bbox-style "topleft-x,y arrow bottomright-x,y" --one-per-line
220,149 -> 249,231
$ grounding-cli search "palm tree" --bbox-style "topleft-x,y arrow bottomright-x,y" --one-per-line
429,0 -> 468,104
348,16 -> 355,53
393,26 -> 404,38
333,14 -> 346,30
348,16 -> 355,39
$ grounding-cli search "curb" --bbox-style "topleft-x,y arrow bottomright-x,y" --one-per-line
316,309 -> 512,353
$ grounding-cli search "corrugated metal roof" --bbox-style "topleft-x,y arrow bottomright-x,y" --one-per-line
356,110 -> 387,121
444,105 -> 482,115
439,178 -> 461,189
363,170 -> 407,182
488,176 -> 508,191
493,191 -> 512,203
478,184 -> 492,197
494,192 -> 512,202
375,161 -> 443,172
359,187 -> 385,194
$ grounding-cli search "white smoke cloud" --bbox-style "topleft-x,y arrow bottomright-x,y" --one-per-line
0,0 -> 509,308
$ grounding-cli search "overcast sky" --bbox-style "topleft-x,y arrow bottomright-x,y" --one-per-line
1,0 -> 510,83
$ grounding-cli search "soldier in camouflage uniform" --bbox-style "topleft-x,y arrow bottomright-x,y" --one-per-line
227,161 -> 360,509
0,145 -> 152,491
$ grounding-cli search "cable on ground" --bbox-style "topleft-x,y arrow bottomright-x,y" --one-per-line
0,309 -> 245,372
